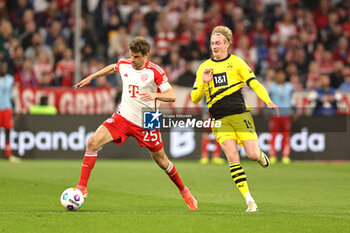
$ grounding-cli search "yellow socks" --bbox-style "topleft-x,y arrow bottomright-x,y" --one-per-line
229,162 -> 250,198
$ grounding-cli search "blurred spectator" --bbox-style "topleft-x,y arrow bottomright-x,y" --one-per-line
18,19 -> 36,51
273,10 -> 297,46
164,1 -> 181,31
0,0 -> 9,21
39,71 -> 52,87
0,61 -> 21,162
10,0 -> 31,34
165,51 -> 185,84
123,0 -> 141,26
339,67 -> 350,91
45,20 -> 63,47
262,67 -> 276,89
318,50 -> 334,75
175,61 -> 196,88
33,50 -> 53,86
29,95 -> 57,115
232,21 -> 252,49
330,61 -> 345,88
267,46 -> 282,69
0,20 -> 13,55
222,2 -> 234,29
14,57 -> 37,87
289,73 -> 303,91
333,36 -> 350,64
95,75 -> 110,88
251,18 -> 270,49
55,48 -> 74,87
33,0 -> 48,14
53,37 -> 66,66
285,63 -> 299,78
342,14 -> 350,38
234,36 -> 257,70
128,10 -> 144,37
176,12 -> 193,54
24,32 -> 53,59
68,17 -> 96,60
17,8 -> 35,35
154,14 -> 176,56
203,3 -> 223,35
298,11 -> 317,56
306,61 -> 321,89
188,22 -> 208,60
312,0 -> 332,30
284,36 -> 301,64
144,1 -> 159,37
94,0 -> 121,39
321,11 -> 342,50
266,3 -> 283,33
108,26 -> 131,61
268,69 -> 293,164
313,74 -> 338,116
136,26 -> 154,47
7,45 -> 24,75
35,0 -> 62,29
186,0 -> 203,24
295,48 -> 308,78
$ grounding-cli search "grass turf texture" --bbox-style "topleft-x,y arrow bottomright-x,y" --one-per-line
0,160 -> 349,233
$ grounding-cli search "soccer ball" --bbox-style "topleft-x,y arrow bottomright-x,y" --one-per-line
60,188 -> 84,211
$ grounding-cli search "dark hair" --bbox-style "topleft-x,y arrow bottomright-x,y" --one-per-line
276,68 -> 286,74
128,36 -> 151,56
39,96 -> 48,105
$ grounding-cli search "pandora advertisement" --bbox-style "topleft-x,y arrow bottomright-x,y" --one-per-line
1,115 -> 349,160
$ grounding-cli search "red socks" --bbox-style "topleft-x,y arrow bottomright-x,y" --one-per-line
5,142 -> 12,158
201,135 -> 210,158
78,151 -> 97,187
165,162 -> 185,191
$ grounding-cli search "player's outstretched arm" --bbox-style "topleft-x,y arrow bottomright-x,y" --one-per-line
73,64 -> 116,89
140,88 -> 176,102
249,79 -> 280,117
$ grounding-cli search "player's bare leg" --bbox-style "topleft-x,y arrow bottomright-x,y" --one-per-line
150,148 -> 198,210
5,129 -> 21,162
221,139 -> 258,212
281,131 -> 291,164
76,125 -> 113,198
243,140 -> 269,168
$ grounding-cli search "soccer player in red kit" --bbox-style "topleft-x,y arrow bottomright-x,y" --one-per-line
73,37 -> 197,210
0,62 -> 21,162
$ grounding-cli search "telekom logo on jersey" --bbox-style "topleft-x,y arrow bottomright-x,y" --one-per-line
128,85 -> 139,98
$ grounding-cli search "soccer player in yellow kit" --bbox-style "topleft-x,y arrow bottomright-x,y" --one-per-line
191,26 -> 279,212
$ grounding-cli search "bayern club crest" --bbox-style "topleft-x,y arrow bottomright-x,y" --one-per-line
141,74 -> 148,82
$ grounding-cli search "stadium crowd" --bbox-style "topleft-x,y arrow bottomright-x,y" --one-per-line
1,0 -> 350,92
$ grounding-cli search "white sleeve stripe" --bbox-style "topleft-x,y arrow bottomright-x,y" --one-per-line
148,62 -> 165,74
159,82 -> 171,92
148,63 -> 162,74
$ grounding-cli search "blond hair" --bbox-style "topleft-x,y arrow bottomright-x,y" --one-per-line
211,26 -> 232,44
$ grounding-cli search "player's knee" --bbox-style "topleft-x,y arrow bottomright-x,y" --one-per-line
87,136 -> 100,151
246,150 -> 260,161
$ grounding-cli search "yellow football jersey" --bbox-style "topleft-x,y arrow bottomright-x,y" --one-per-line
191,54 -> 257,119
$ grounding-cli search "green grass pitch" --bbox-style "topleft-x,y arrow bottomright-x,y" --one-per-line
0,159 -> 349,233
